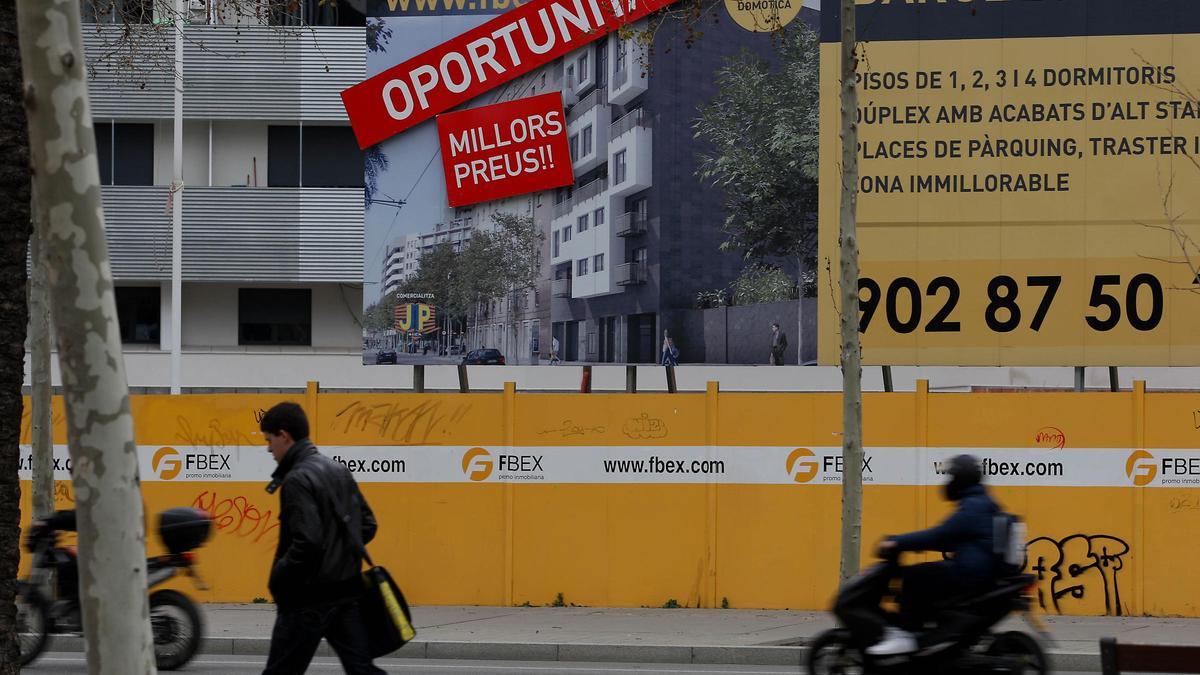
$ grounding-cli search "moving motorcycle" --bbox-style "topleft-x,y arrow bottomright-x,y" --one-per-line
16,507 -> 213,670
808,553 -> 1049,675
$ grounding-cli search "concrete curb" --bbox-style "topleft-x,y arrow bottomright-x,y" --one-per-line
42,634 -> 1103,670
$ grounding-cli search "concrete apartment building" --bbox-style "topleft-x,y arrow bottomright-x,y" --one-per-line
545,13 -> 821,364
63,2 -> 367,391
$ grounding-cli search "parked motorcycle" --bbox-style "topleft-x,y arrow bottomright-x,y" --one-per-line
16,507 -> 213,670
808,554 -> 1049,674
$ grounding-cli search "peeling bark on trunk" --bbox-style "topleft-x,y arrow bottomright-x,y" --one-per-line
15,1 -> 155,672
29,194 -> 54,521
838,0 -> 864,583
0,1 -> 32,670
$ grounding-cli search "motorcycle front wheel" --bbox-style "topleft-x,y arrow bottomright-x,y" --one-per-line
807,628 -> 866,675
16,583 -> 50,666
150,589 -> 204,670
986,630 -> 1049,674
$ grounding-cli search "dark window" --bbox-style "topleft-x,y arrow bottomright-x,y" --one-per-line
238,289 -> 312,346
596,39 -> 608,87
95,123 -> 154,186
577,214 -> 588,233
301,126 -> 365,188
267,126 -> 301,187
115,286 -> 160,344
83,0 -> 153,24
613,150 -> 627,184
269,126 -> 364,188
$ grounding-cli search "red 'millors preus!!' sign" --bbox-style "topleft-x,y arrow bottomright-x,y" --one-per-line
437,93 -> 574,208
341,0 -> 679,148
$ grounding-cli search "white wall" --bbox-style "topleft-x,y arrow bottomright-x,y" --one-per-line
211,121 -> 269,187
153,121 -> 210,186
182,284 -> 239,347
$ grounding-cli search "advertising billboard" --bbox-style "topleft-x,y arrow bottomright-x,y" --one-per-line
360,0 -> 822,366
817,1 -> 1200,366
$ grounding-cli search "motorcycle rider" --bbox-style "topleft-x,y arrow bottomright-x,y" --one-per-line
868,454 -> 1004,656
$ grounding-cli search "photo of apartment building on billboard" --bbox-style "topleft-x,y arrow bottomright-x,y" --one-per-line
361,0 -> 819,366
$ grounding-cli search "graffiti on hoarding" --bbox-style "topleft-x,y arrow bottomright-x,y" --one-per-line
622,414 -> 669,440
333,399 -> 472,443
1028,534 -> 1130,616
176,416 -> 258,454
1034,426 -> 1066,450
192,490 -> 280,545
538,420 -> 607,438
55,481 -> 75,505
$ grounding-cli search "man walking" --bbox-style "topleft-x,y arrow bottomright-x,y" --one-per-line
261,402 -> 383,674
769,322 -> 788,365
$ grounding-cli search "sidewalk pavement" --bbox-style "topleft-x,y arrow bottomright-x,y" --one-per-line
49,604 -> 1200,670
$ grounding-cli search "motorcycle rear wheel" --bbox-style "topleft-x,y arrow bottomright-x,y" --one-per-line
16,584 -> 50,666
150,589 -> 204,670
986,630 -> 1049,674
807,629 -> 866,675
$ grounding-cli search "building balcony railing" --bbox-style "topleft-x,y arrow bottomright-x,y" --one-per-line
575,176 -> 608,203
568,87 -> 608,122
552,277 -> 572,297
615,213 -> 652,237
615,262 -> 647,286
610,108 -> 651,139
100,185 -> 361,282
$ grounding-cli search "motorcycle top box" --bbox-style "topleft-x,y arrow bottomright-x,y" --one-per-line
158,508 -> 213,554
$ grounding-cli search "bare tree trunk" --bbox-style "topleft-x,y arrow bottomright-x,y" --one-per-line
838,0 -> 864,583
0,1 -> 33,669
16,2 -> 156,672
28,192 -> 53,521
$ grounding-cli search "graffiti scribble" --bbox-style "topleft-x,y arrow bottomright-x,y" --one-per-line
622,413 -> 668,440
192,490 -> 280,544
1028,534 -> 1130,616
1034,426 -> 1066,450
333,400 -> 471,443
176,416 -> 258,453
539,420 -> 607,438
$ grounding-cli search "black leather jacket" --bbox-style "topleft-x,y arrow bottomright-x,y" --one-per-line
267,439 -> 377,609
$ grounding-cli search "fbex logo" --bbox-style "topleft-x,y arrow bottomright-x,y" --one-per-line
153,447 -> 183,480
151,446 -> 232,480
786,448 -> 819,484
462,447 -> 494,481
786,448 -> 875,484
1126,449 -> 1200,487
461,447 -> 545,482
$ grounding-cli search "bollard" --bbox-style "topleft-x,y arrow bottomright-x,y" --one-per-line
581,365 -> 592,393
458,363 -> 470,393
413,364 -> 425,393
665,365 -> 677,393
626,365 -> 637,393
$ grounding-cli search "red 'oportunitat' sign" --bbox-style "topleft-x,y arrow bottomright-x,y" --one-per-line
437,93 -> 574,208
341,0 -> 679,149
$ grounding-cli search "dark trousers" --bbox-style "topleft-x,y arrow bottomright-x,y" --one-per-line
263,598 -> 385,675
898,561 -> 963,631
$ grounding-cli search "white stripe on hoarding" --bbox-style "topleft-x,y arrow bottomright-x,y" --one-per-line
17,445 -> 1200,488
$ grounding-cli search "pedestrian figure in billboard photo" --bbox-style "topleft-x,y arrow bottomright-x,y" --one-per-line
769,322 -> 788,365
661,332 -> 680,366
260,402 -> 384,675
551,336 -> 561,365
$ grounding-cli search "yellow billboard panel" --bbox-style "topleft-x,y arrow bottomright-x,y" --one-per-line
818,4 -> 1200,365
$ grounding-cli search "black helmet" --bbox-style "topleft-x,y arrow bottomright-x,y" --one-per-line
943,454 -> 983,501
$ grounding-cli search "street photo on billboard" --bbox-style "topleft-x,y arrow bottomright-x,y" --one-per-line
359,0 -> 822,366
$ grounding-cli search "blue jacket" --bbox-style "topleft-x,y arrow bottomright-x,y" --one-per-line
891,484 -> 1000,583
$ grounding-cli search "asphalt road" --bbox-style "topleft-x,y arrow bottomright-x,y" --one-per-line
24,653 -> 1112,674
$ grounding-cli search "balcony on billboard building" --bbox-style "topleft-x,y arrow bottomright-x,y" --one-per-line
615,262 -> 646,287
552,277 -> 573,297
616,213 -> 652,237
